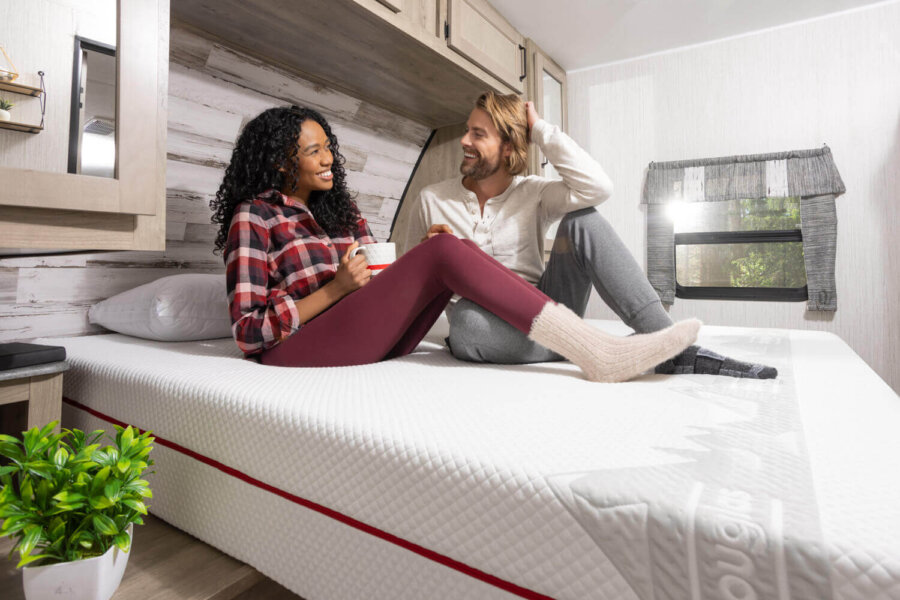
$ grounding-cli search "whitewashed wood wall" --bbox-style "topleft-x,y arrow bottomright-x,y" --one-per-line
0,23 -> 430,341
568,1 -> 900,392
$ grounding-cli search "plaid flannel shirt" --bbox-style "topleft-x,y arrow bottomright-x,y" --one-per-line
225,191 -> 376,356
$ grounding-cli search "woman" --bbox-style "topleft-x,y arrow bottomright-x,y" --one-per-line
211,106 -> 700,382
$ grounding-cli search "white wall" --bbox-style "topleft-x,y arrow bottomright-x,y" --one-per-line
568,1 -> 900,391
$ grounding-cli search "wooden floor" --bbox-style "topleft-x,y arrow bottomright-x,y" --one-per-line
0,515 -> 304,600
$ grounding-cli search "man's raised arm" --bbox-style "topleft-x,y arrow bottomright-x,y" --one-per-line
528,102 -> 614,223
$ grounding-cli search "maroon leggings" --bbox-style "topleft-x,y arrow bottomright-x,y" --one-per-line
260,235 -> 551,367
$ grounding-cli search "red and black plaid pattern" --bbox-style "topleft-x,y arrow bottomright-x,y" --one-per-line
225,191 -> 376,356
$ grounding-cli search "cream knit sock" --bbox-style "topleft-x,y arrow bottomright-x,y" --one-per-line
528,303 -> 701,382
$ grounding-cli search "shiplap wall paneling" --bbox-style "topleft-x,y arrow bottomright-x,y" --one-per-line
0,23 -> 429,342
567,1 -> 900,392
390,122 -> 467,254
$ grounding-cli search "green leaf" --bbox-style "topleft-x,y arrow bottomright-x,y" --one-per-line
52,447 -> 69,468
16,553 -> 50,568
1,517 -> 29,535
0,465 -> 17,476
104,480 -> 122,501
121,499 -> 147,515
91,514 -> 118,536
115,458 -> 131,474
38,422 -> 58,441
89,495 -> 114,510
113,532 -> 131,553
0,442 -> 25,463
48,518 -> 66,542
90,466 -> 110,495
18,524 -> 42,557
0,503 -> 25,518
34,479 -> 51,510
48,503 -> 85,515
119,427 -> 134,454
19,478 -> 33,508
52,491 -> 86,503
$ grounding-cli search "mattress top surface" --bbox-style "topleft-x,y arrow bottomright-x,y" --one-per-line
42,321 -> 900,600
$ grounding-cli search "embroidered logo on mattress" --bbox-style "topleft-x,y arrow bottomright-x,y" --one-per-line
546,332 -> 832,600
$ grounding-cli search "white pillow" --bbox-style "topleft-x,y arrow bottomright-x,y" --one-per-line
89,274 -> 232,341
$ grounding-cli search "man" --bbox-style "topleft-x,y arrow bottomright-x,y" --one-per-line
405,92 -> 775,379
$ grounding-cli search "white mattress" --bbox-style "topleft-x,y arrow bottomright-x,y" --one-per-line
43,320 -> 900,600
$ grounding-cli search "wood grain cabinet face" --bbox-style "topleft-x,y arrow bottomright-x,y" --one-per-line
0,0 -> 169,251
447,0 -> 524,93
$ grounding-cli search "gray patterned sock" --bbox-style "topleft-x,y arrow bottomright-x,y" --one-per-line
654,345 -> 777,379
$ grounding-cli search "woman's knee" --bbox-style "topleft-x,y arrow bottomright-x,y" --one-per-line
421,232 -> 462,251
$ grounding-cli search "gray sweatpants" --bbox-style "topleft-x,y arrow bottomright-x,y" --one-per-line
447,207 -> 675,363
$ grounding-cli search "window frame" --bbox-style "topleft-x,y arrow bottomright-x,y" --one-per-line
674,229 -> 809,301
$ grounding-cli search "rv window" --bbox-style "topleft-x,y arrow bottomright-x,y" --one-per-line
670,197 -> 808,301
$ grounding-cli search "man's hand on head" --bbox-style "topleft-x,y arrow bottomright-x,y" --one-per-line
525,101 -> 540,139
421,224 -> 454,243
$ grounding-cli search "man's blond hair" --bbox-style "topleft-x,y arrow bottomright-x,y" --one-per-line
475,92 -> 528,176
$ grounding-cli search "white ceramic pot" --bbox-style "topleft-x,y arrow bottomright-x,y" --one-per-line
22,526 -> 133,600
0,109 -> 10,121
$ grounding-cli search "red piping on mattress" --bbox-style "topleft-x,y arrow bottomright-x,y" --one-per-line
62,397 -> 556,600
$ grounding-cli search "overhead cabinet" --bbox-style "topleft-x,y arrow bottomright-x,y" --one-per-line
172,0 -> 524,127
447,0 -> 525,94
0,0 -> 169,251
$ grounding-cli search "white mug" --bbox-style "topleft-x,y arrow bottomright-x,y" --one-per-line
350,242 -> 396,275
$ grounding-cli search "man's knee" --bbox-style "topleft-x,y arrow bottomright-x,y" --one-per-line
448,300 -> 493,342
558,207 -> 613,238
447,301 -> 494,362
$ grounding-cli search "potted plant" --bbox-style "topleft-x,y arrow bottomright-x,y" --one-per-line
0,98 -> 13,122
0,421 -> 154,600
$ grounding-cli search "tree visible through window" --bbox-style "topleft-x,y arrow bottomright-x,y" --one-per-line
673,197 -> 807,300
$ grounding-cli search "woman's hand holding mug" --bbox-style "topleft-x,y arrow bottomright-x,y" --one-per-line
349,242 -> 396,275
334,242 -> 371,296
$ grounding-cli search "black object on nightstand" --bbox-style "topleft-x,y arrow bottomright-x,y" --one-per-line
0,342 -> 66,371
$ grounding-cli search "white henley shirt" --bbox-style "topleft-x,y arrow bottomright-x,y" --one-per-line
404,119 -> 614,284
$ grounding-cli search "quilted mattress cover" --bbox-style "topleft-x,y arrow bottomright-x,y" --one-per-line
43,321 -> 900,600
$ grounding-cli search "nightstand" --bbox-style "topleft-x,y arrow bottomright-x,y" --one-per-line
0,361 -> 68,432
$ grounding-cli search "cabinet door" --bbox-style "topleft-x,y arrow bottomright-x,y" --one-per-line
0,0 -> 168,250
447,0 -> 524,93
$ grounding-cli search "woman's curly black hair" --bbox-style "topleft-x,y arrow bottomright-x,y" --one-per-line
210,106 -> 360,255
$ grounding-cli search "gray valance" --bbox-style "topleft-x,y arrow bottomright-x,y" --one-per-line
643,146 -> 845,310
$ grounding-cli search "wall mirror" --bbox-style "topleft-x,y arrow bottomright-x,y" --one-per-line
68,36 -> 117,179
540,69 -> 563,179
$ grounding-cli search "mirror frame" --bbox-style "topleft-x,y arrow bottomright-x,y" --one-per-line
0,0 -> 166,219
526,40 -> 567,177
68,36 -> 118,177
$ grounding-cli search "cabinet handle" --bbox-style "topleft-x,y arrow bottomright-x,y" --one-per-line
519,44 -> 526,82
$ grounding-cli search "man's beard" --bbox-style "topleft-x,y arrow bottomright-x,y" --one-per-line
460,153 -> 501,180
